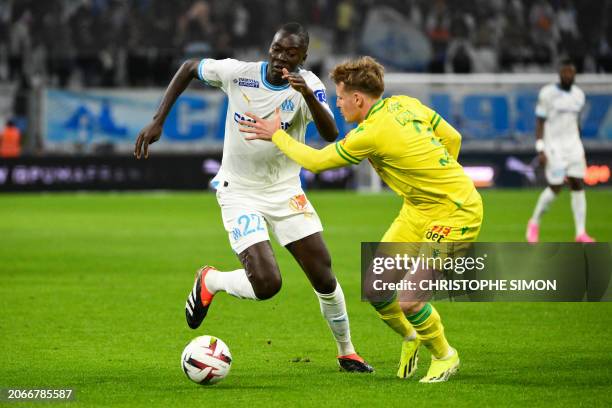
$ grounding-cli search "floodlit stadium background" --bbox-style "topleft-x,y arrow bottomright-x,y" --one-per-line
1,0 -> 611,191
2,2 -> 612,407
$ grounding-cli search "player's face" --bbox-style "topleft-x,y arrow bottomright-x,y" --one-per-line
559,64 -> 576,89
267,31 -> 306,82
335,82 -> 361,123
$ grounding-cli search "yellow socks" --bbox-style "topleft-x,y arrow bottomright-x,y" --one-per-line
372,298 -> 416,339
406,303 -> 450,359
373,297 -> 452,360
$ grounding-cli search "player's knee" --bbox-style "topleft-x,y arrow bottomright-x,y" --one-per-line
251,272 -> 282,300
312,255 -> 336,293
568,178 -> 584,191
549,184 -> 563,194
314,275 -> 337,295
399,301 -> 424,316
363,284 -> 382,303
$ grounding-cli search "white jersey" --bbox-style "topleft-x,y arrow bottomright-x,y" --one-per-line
535,83 -> 585,153
198,58 -> 333,188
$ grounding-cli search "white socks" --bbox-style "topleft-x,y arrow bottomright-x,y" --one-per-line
532,187 -> 588,236
531,187 -> 557,223
205,270 -> 356,356
571,190 -> 587,236
315,282 -> 356,356
204,269 -> 258,300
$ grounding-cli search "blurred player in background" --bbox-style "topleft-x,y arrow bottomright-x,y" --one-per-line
134,23 -> 372,373
527,59 -> 595,243
241,56 -> 482,383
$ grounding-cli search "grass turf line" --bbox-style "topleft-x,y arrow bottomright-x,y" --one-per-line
0,190 -> 611,407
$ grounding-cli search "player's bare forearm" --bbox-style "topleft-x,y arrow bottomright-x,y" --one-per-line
152,59 -> 199,125
302,91 -> 339,142
281,68 -> 338,142
535,117 -> 546,165
134,60 -> 199,158
271,130 -> 346,173
535,117 -> 545,140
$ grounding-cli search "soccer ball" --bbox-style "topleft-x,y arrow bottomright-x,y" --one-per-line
181,335 -> 232,385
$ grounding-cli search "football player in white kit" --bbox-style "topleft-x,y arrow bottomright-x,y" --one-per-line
134,23 -> 373,372
526,59 -> 595,243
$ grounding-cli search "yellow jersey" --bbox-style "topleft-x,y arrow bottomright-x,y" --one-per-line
271,95 -> 477,216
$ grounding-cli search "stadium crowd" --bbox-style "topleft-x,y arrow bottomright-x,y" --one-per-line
0,0 -> 611,89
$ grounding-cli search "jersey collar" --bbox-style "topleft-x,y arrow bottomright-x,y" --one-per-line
260,62 -> 291,91
556,83 -> 572,92
365,98 -> 385,120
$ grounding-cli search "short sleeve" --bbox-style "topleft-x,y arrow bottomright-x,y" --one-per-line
335,125 -> 376,165
301,71 -> 334,123
198,58 -> 240,89
535,87 -> 549,119
577,88 -> 586,111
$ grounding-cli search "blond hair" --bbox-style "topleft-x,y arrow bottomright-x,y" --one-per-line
330,56 -> 385,98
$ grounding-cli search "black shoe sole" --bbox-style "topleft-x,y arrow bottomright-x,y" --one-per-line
185,269 -> 210,329
338,358 -> 374,373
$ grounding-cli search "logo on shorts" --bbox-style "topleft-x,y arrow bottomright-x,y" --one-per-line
425,225 -> 453,243
289,194 -> 312,217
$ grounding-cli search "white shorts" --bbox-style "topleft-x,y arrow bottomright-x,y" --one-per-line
545,146 -> 586,185
215,181 -> 323,254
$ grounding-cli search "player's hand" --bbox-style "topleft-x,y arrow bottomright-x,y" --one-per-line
538,152 -> 547,166
239,108 -> 281,141
282,68 -> 310,96
134,121 -> 163,159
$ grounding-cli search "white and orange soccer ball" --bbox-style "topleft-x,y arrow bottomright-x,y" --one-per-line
181,335 -> 232,385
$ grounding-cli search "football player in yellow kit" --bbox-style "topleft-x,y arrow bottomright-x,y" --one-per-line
239,56 -> 483,383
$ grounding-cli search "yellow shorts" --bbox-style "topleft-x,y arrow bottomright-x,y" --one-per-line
373,190 -> 483,302
381,189 -> 483,243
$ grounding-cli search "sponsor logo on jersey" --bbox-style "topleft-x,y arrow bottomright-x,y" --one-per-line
236,77 -> 260,88
425,225 -> 453,242
314,89 -> 327,103
280,99 -> 295,112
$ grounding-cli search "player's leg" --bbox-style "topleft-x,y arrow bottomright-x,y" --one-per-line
285,232 -> 373,373
396,238 -> 456,381
285,232 -> 336,294
376,216 -> 419,340
567,155 -> 595,241
268,189 -> 372,372
527,156 -> 565,242
186,241 -> 281,329
372,208 -> 421,378
404,193 -> 482,383
206,241 -> 281,299
399,300 -> 458,383
186,184 -> 280,328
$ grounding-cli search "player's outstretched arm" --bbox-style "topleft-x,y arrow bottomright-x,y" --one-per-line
282,68 -> 338,142
134,59 -> 200,159
535,117 -> 546,165
239,109 -> 347,173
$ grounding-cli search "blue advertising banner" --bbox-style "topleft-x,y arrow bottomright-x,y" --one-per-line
42,75 -> 612,153
43,89 -> 227,153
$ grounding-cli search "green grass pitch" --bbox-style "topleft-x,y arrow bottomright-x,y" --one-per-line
1,189 -> 611,407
